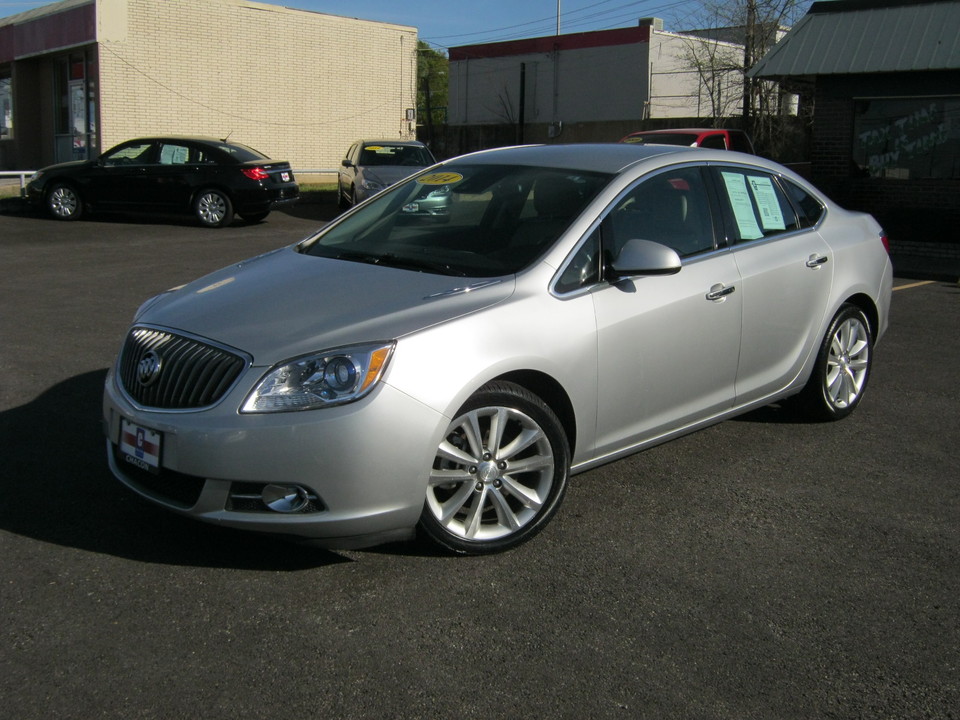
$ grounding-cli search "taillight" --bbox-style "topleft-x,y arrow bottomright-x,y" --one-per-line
241,167 -> 270,181
879,231 -> 890,254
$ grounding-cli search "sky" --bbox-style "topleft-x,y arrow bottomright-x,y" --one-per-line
0,0 -> 728,52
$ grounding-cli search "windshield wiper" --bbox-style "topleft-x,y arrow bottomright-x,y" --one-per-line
329,249 -> 465,276
375,253 -> 467,277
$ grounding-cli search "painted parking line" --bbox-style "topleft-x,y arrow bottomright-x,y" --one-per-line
893,280 -> 936,292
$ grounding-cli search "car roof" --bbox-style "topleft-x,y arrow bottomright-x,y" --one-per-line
121,136 -> 233,145
447,143 -> 706,175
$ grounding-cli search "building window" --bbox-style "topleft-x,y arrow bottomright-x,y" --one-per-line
0,71 -> 11,140
54,51 -> 97,162
853,96 -> 960,180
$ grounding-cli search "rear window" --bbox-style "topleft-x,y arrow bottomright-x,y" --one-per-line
215,142 -> 270,162
699,134 -> 727,150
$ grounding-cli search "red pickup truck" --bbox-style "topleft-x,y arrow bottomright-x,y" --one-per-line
620,128 -> 755,154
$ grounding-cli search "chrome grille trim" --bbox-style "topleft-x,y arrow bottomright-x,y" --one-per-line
118,326 -> 250,410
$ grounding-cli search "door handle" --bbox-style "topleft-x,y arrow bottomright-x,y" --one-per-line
806,254 -> 829,268
706,283 -> 735,301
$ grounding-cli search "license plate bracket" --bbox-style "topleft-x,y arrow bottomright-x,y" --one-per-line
119,418 -> 163,475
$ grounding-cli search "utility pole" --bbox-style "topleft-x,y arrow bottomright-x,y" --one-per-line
557,0 -> 561,35
742,0 -> 756,137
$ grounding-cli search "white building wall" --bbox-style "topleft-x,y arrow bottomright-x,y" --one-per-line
648,30 -> 744,118
96,0 -> 417,169
449,27 -> 745,126
450,43 -> 649,126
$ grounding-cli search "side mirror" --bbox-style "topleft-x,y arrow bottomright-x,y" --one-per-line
341,159 -> 353,168
609,238 -> 682,279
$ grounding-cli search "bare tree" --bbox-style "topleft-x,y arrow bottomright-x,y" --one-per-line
674,1 -> 812,153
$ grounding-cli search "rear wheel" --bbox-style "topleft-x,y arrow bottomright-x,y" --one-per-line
418,382 -> 570,554
46,183 -> 83,221
194,189 -> 234,227
796,304 -> 873,421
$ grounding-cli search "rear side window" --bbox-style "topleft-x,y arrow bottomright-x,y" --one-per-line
782,179 -> 825,228
699,134 -> 727,150
713,167 -> 800,242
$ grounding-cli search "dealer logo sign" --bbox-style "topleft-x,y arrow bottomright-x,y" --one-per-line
137,350 -> 163,387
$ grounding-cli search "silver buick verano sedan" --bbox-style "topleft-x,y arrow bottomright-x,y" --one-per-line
103,144 -> 893,554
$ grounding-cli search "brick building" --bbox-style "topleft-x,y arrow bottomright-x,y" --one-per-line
0,0 -> 418,171
750,0 -> 960,263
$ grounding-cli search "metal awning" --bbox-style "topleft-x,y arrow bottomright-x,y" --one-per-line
749,0 -> 960,78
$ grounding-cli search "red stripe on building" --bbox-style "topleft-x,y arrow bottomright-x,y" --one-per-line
449,25 -> 651,61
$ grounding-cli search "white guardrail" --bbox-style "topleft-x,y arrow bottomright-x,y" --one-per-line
0,169 -> 338,197
0,170 -> 35,196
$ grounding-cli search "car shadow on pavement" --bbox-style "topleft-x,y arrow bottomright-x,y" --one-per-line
0,369 -> 350,569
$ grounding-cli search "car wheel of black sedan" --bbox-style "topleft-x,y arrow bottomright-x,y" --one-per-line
240,211 -> 270,224
797,304 -> 873,421
46,182 -> 83,221
194,188 -> 234,228
419,381 -> 570,554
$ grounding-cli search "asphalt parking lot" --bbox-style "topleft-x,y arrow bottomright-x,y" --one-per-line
1,201 -> 958,719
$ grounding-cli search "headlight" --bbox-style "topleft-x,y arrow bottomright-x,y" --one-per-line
28,170 -> 43,183
241,342 -> 395,413
361,179 -> 384,191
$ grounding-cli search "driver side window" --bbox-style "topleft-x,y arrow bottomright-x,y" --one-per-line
102,142 -> 154,166
606,167 -> 716,259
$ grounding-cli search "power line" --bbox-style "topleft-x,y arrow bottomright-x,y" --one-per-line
422,0 -> 697,51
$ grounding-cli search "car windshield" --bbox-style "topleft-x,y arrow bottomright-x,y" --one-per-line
623,133 -> 699,147
300,164 -> 612,277
357,144 -> 434,167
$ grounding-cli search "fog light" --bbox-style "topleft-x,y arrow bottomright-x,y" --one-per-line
261,484 -> 310,513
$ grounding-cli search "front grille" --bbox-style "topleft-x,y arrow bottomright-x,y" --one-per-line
118,326 -> 247,410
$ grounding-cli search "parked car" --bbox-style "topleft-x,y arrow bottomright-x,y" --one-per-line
620,128 -> 756,153
103,144 -> 892,554
337,140 -> 437,208
27,136 -> 299,227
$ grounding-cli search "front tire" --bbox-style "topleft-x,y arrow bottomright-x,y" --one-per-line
419,382 -> 570,555
194,188 -> 234,228
796,304 -> 873,421
46,183 -> 83,221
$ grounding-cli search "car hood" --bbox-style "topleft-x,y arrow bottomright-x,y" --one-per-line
359,165 -> 425,186
38,159 -> 95,174
137,246 -> 514,365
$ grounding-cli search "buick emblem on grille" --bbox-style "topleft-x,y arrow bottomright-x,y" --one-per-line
137,350 -> 163,387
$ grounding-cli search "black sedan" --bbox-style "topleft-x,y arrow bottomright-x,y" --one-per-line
26,136 -> 300,227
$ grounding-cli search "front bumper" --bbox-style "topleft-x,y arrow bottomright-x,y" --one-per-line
102,365 -> 447,548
